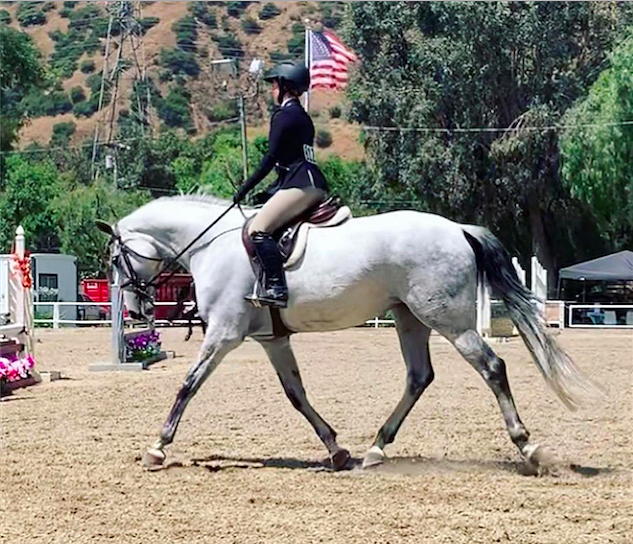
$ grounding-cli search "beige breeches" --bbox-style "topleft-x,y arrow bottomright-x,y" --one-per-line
248,187 -> 327,235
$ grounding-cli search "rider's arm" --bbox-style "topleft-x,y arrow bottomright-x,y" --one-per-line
238,110 -> 289,195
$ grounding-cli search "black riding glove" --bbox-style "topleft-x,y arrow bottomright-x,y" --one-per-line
233,183 -> 250,204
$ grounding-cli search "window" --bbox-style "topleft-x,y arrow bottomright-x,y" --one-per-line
39,273 -> 58,289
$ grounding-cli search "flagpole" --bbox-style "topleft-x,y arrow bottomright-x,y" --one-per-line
304,23 -> 311,112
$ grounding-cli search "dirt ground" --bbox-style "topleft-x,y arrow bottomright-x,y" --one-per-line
1,327 -> 631,543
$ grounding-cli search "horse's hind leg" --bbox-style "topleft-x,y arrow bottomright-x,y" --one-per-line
363,304 -> 434,468
259,336 -> 350,470
446,328 -> 544,466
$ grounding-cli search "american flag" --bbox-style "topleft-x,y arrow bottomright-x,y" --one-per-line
309,30 -> 358,90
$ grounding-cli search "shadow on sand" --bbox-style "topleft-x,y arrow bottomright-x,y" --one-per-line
151,454 -> 617,478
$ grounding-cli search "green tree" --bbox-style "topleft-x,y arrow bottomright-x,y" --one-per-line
345,2 -> 633,280
51,180 -> 150,276
0,26 -> 46,153
0,155 -> 63,251
561,32 -> 633,249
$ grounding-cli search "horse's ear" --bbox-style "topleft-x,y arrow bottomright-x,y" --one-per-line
95,220 -> 114,236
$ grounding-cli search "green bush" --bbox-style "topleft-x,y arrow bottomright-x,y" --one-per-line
50,29 -> 100,77
241,15 -> 261,35
172,15 -> 197,51
73,100 -> 98,118
213,34 -> 243,57
329,105 -> 342,119
286,35 -> 304,56
42,2 -> 56,12
0,9 -> 11,24
59,8 -> 72,19
17,3 -> 47,26
156,87 -> 193,128
189,2 -> 216,28
316,129 -> 333,148
259,3 -> 281,20
80,59 -> 95,73
69,86 -> 86,104
320,4 -> 343,29
159,48 -> 200,76
51,122 -> 76,146
206,100 -> 238,122
227,2 -> 250,18
86,73 -> 103,94
139,16 -> 160,33
270,50 -> 292,63
63,1 -> 78,8
20,89 -> 72,117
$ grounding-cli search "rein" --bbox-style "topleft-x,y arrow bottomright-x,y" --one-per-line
113,202 -> 238,298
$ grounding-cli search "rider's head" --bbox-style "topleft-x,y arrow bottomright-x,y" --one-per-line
263,61 -> 310,105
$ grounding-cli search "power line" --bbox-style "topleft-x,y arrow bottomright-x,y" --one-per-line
363,119 -> 633,134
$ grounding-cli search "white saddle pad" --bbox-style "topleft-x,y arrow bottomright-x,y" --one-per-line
284,206 -> 352,269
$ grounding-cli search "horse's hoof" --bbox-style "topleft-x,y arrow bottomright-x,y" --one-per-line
523,443 -> 559,475
362,445 -> 385,469
330,448 -> 351,471
142,447 -> 166,469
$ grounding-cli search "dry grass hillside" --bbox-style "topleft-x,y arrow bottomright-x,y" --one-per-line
2,1 -> 364,160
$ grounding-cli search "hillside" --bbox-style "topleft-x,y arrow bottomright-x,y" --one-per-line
1,1 -> 364,160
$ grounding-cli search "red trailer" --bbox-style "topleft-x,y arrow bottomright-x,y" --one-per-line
80,274 -> 194,321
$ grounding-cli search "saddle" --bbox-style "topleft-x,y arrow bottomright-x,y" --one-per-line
242,196 -> 352,269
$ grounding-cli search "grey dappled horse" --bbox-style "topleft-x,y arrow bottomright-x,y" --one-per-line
99,196 -> 594,471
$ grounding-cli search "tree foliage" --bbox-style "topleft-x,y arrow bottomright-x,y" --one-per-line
345,2 -> 633,274
561,31 -> 633,248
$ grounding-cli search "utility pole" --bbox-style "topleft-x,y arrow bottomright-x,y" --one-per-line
91,0 -> 151,182
238,93 -> 248,180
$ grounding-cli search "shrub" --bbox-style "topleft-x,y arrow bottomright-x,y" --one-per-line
320,4 -> 343,29
286,34 -> 304,57
73,100 -> 98,118
86,73 -> 103,95
139,16 -> 160,33
69,86 -> 86,104
20,89 -> 72,117
156,87 -> 192,128
51,122 -> 76,146
259,3 -> 281,20
270,50 -> 292,63
59,8 -> 72,19
172,15 -> 197,52
159,48 -> 200,76
17,3 -> 46,26
226,2 -> 250,18
42,2 -> 56,12
240,15 -> 261,35
213,34 -> 244,57
0,10 -> 11,24
63,1 -> 78,8
189,2 -> 216,28
316,129 -> 333,148
205,100 -> 238,122
329,105 -> 341,119
80,59 -> 95,73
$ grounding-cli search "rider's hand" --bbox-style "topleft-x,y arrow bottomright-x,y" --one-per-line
233,183 -> 249,204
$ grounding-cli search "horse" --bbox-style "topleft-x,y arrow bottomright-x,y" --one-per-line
97,195 -> 595,471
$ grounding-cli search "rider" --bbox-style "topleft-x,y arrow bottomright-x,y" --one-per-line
234,61 -> 329,309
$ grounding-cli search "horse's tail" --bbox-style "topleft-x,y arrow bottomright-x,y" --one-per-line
462,225 -> 599,410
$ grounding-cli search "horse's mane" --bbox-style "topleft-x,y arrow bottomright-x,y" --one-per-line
154,193 -> 233,208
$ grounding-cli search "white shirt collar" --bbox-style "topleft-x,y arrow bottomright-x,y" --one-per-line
281,96 -> 297,108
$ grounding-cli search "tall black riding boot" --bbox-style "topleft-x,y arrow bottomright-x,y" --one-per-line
246,231 -> 288,308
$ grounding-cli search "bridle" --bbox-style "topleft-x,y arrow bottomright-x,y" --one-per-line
108,202 -> 239,304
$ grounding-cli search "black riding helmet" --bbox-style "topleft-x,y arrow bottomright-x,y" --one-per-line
263,61 -> 310,103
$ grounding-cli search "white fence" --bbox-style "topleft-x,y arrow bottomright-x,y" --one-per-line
567,304 -> 633,328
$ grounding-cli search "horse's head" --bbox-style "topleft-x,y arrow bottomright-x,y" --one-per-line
96,220 -> 163,322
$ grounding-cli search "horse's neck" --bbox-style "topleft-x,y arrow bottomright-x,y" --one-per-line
124,202 -> 244,268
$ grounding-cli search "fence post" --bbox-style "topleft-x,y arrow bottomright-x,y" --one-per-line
52,303 -> 60,329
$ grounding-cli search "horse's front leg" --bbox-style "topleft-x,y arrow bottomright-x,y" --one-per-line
142,325 -> 242,468
259,336 -> 351,470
